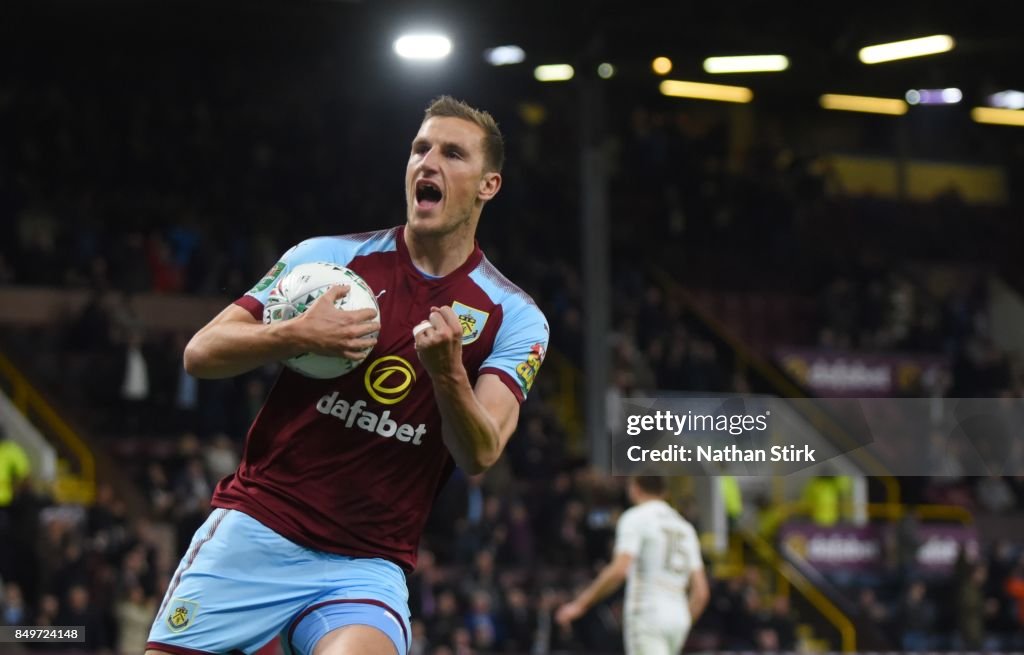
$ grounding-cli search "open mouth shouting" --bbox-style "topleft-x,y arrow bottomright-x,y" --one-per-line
415,179 -> 443,212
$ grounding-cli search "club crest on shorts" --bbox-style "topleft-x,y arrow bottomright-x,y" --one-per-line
166,598 -> 199,632
452,302 -> 489,345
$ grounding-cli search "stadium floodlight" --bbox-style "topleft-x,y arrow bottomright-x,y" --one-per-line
906,88 -> 962,105
659,80 -> 753,103
858,34 -> 955,64
651,57 -> 673,75
484,46 -> 526,66
971,107 -> 1024,127
394,34 -> 452,61
597,63 -> 615,79
703,55 -> 789,74
820,94 -> 908,115
534,64 -> 574,82
989,90 -> 1024,110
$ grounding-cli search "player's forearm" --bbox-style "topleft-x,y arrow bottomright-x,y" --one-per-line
432,369 -> 502,474
184,319 -> 304,379
687,572 -> 710,621
688,592 -> 707,622
576,565 -> 627,611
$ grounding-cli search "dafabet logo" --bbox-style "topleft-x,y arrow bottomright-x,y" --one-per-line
315,355 -> 426,445
364,355 -> 416,405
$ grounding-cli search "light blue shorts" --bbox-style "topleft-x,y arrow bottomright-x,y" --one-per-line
147,508 -> 410,655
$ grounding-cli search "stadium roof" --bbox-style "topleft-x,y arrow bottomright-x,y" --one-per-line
8,0 -> 1023,113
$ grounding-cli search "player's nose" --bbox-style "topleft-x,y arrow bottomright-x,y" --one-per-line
419,146 -> 442,172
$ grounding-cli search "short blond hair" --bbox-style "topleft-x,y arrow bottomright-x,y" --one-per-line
424,96 -> 504,173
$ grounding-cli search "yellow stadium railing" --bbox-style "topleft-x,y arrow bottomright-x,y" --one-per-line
706,530 -> 746,579
0,352 -> 95,504
739,528 -> 857,652
653,270 -> 901,506
744,501 -> 972,650
757,501 -> 973,535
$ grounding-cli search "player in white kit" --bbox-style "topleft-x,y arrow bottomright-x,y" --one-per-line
556,477 -> 709,655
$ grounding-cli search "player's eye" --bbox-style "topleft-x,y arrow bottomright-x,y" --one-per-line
413,143 -> 430,155
446,149 -> 463,160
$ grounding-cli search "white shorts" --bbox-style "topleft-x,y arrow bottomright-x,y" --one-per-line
624,617 -> 690,655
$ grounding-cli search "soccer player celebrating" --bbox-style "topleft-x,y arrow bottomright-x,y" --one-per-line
556,477 -> 709,655
146,97 -> 548,655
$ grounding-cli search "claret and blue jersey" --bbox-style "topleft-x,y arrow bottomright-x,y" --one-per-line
216,225 -> 549,571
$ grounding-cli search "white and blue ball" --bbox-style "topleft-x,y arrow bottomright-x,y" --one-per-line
263,262 -> 380,379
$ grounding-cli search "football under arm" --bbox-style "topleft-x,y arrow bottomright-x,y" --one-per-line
687,567 -> 710,622
433,372 -> 520,475
184,304 -> 306,379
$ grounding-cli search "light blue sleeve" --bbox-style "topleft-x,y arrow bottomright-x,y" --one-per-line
243,237 -> 350,307
479,302 -> 550,402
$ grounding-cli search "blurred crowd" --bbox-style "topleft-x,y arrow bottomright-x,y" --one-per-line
841,541 -> 1024,652
0,479 -> 169,654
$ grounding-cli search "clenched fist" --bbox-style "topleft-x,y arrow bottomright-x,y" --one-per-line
413,305 -> 464,380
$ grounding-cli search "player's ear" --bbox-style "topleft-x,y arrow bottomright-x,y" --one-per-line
477,171 -> 501,203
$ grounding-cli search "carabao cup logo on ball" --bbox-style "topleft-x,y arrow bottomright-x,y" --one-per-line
262,261 -> 380,379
